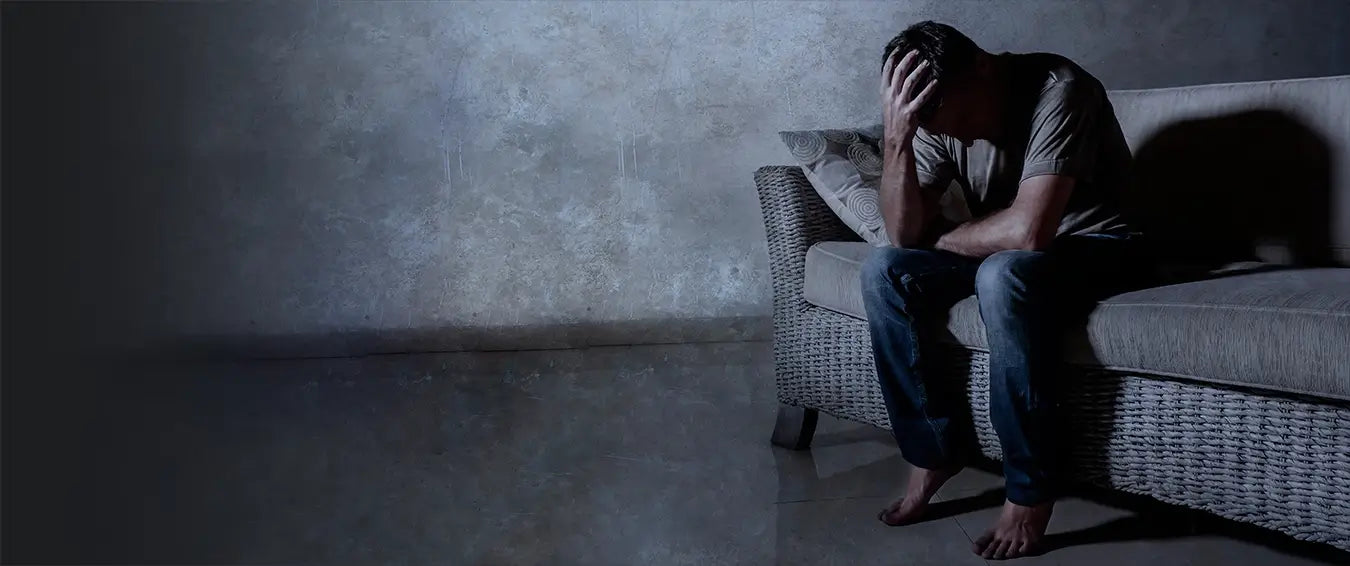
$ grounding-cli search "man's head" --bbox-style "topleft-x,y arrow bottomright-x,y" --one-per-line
882,21 -> 1004,146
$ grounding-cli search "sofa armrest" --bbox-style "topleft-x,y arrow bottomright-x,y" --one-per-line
753,165 -> 863,314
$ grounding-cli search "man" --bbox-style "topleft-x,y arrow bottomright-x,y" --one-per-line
860,21 -> 1154,560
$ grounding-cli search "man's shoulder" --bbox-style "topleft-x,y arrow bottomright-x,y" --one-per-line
914,126 -> 949,146
1014,52 -> 1105,94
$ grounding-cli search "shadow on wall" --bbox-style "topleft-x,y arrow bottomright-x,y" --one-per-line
1125,109 -> 1336,276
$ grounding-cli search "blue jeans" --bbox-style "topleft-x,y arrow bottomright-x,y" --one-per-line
859,232 -> 1153,505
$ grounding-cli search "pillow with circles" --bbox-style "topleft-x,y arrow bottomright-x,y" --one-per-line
778,124 -> 968,246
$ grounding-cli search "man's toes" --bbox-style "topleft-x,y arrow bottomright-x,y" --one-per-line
973,531 -> 995,555
877,504 -> 903,525
879,497 -> 929,526
980,536 -> 1001,559
878,499 -> 899,520
1003,540 -> 1022,559
1021,539 -> 1045,557
994,539 -> 1016,560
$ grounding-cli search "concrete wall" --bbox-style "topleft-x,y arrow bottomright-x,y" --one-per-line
5,0 -> 1349,358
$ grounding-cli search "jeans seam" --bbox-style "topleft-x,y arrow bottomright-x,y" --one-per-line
896,269 -> 966,467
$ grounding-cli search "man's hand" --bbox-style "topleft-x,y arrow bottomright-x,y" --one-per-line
881,49 -> 939,152
918,216 -> 962,249
933,175 -> 1078,258
877,48 -> 942,248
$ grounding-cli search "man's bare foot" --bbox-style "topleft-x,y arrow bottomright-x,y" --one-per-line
973,499 -> 1054,560
877,465 -> 959,526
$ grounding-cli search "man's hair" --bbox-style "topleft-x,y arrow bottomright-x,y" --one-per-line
881,21 -> 980,120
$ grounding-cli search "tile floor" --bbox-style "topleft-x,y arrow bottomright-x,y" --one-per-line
11,340 -> 1347,564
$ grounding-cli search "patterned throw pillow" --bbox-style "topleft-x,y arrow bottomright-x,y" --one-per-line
778,124 -> 969,246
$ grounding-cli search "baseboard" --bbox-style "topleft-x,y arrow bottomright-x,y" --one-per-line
112,315 -> 773,361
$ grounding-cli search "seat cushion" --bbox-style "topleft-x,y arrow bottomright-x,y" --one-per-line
778,125 -> 975,247
802,241 -> 989,347
804,241 -> 1350,401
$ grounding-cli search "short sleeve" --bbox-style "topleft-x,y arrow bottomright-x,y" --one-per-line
1021,79 -> 1104,183
911,127 -> 957,193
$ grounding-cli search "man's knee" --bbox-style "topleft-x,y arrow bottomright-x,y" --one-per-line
860,246 -> 929,292
860,246 -> 898,284
974,249 -> 1046,301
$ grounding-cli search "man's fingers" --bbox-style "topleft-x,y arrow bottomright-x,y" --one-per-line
899,59 -> 930,103
893,50 -> 919,90
882,49 -> 898,81
890,50 -> 920,94
881,49 -> 898,97
909,76 -> 939,110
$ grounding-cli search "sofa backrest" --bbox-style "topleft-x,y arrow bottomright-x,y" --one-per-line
1107,75 -> 1350,266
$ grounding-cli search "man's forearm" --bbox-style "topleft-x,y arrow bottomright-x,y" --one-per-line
934,208 -> 1034,258
878,143 -> 929,248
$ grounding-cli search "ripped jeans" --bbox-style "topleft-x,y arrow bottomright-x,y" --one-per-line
859,232 -> 1153,505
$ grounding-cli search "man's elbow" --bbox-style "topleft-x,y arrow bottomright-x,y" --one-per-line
1016,227 -> 1054,252
886,223 -> 924,249
889,234 -> 921,249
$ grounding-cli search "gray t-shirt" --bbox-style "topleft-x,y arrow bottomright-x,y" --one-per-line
912,52 -> 1136,238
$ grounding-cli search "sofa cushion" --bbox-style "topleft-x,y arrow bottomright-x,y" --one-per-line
777,125 -> 891,246
804,241 -> 1350,401
778,124 -> 972,246
803,241 -> 987,346
1077,269 -> 1350,401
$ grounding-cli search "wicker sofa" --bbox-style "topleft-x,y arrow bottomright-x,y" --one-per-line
756,75 -> 1350,551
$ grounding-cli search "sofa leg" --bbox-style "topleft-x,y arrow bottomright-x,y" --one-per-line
771,404 -> 818,451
